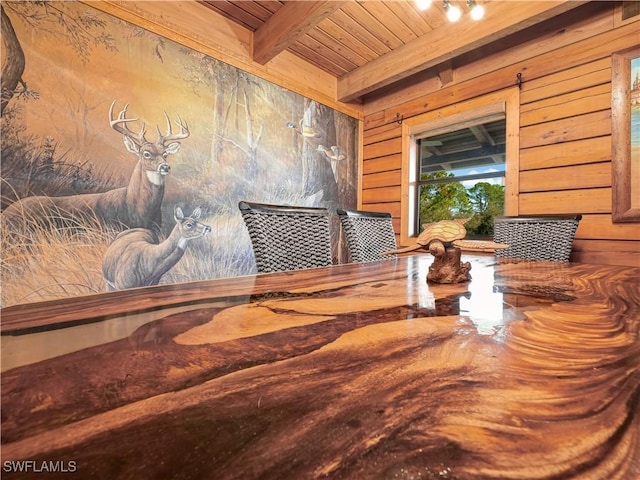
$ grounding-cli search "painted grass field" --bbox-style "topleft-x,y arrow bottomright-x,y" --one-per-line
0,205 -> 256,308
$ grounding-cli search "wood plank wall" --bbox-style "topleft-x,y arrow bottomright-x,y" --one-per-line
361,3 -> 640,267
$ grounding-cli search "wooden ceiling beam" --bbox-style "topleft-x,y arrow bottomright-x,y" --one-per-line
337,0 -> 589,102
252,1 -> 346,65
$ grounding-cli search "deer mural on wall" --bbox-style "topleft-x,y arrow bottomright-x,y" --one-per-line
1,101 -> 189,233
102,205 -> 211,291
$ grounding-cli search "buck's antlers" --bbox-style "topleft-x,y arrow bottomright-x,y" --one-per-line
109,100 -> 144,146
109,100 -> 189,147
157,112 -> 189,145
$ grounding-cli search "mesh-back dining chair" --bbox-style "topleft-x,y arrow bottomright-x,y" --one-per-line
337,208 -> 397,263
239,201 -> 333,273
493,214 -> 582,262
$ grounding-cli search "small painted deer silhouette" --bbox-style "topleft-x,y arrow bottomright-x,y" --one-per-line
102,205 -> 211,291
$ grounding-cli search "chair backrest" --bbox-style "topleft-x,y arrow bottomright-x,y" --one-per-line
239,201 -> 333,273
337,208 -> 397,263
493,214 -> 582,262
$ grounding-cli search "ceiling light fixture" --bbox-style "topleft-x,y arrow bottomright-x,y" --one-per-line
443,0 -> 461,22
416,0 -> 432,11
467,0 -> 485,20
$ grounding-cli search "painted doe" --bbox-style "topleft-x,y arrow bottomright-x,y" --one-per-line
102,205 -> 211,291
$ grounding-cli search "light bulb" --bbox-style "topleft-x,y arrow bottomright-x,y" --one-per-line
416,0 -> 432,11
468,1 -> 484,20
444,1 -> 462,22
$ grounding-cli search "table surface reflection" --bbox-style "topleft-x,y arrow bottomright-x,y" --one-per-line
1,254 -> 639,479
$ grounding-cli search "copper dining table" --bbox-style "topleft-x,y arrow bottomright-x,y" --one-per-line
1,254 -> 639,479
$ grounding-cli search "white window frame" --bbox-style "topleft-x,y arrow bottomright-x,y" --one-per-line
400,88 -> 520,246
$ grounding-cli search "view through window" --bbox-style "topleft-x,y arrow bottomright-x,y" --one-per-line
415,116 -> 506,237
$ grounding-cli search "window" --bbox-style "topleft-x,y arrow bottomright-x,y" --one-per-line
399,88 -> 519,246
415,115 -> 506,237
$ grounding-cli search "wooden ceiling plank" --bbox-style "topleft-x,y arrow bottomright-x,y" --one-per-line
252,1 -> 347,64
383,0 -> 435,37
359,1 -> 417,44
306,28 -> 369,68
295,34 -> 359,73
338,0 -> 590,102
421,1 -> 451,30
236,1 -> 283,21
340,2 -> 404,50
329,9 -> 393,56
316,18 -> 379,63
200,1 -> 265,31
248,1 -> 284,16
289,43 -> 350,77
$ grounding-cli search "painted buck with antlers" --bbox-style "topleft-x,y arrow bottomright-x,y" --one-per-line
102,205 -> 211,291
2,101 -> 189,233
